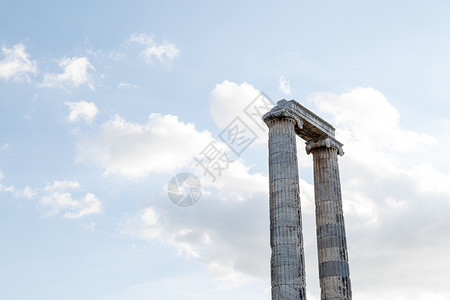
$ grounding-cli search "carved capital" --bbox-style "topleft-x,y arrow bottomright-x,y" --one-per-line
263,104 -> 303,129
305,137 -> 344,156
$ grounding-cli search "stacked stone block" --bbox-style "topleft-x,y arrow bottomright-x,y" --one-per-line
267,117 -> 307,300
308,141 -> 351,300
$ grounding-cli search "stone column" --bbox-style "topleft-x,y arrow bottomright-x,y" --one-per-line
306,138 -> 352,300
264,109 -> 307,300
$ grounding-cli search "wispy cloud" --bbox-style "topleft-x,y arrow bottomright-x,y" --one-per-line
65,100 -> 98,124
129,33 -> 180,64
38,180 -> 101,218
39,57 -> 95,90
1,175 -> 100,219
118,82 -> 138,89
0,143 -> 9,151
278,75 -> 291,95
0,169 -> 15,193
81,222 -> 96,231
0,43 -> 37,82
0,182 -> 14,193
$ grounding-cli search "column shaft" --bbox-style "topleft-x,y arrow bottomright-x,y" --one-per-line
268,118 -> 307,300
311,147 -> 352,300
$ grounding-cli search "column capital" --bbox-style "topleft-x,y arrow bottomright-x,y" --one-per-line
263,102 -> 303,129
305,137 -> 344,156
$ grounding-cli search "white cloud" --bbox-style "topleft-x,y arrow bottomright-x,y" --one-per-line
0,183 -> 13,193
118,82 -> 138,89
22,186 -> 36,199
76,113 -> 213,178
37,180 -> 101,218
410,164 -> 450,196
311,87 -> 436,153
65,100 -> 98,123
129,33 -> 180,63
85,47 -> 124,61
0,43 -> 37,81
203,159 -> 267,201
39,57 -> 95,90
209,80 -> 274,145
0,175 -> 100,218
0,169 -> 15,193
278,75 -> 291,95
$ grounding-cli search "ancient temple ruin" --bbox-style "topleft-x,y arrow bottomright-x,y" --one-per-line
263,100 -> 351,300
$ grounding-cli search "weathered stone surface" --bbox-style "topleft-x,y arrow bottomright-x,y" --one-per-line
264,100 -> 352,300
305,138 -> 344,156
310,145 -> 351,300
266,116 -> 307,300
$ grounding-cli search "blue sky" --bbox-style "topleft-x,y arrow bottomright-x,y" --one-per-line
1,1 -> 450,299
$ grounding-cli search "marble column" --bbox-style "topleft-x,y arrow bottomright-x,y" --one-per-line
264,110 -> 307,300
306,138 -> 352,300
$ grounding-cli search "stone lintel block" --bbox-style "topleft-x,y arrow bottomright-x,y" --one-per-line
263,99 -> 344,155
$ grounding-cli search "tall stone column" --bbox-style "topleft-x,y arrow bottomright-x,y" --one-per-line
264,109 -> 307,300
306,138 -> 352,300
